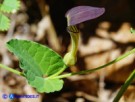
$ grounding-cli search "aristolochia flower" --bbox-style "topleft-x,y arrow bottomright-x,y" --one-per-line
64,6 -> 105,66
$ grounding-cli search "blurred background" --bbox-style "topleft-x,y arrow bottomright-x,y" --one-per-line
0,0 -> 135,102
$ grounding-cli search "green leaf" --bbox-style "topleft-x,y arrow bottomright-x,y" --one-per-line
0,0 -> 20,13
0,13 -> 10,31
130,28 -> 135,34
6,39 -> 67,93
30,76 -> 64,93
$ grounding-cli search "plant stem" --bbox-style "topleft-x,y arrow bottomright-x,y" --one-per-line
54,48 -> 135,79
46,65 -> 67,79
0,64 -> 22,76
113,68 -> 135,102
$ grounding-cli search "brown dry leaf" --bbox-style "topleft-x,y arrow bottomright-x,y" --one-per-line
67,75 -> 98,95
79,37 -> 116,56
110,23 -> 135,43
0,70 -> 12,102
0,35 -> 12,66
96,21 -> 111,39
96,22 -> 135,43
20,85 -> 42,102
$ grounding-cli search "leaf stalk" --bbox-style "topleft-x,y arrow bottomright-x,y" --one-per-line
54,48 -> 135,79
0,64 -> 23,76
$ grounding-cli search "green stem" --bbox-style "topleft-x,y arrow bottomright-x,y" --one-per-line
54,48 -> 135,79
113,68 -> 135,102
46,65 -> 67,79
0,64 -> 23,76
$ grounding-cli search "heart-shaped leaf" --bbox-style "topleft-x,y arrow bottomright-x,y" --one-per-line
6,39 -> 67,93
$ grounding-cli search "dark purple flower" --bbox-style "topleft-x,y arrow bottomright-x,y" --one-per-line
65,6 -> 105,26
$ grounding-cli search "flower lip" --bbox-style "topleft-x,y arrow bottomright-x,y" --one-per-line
65,6 -> 105,26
